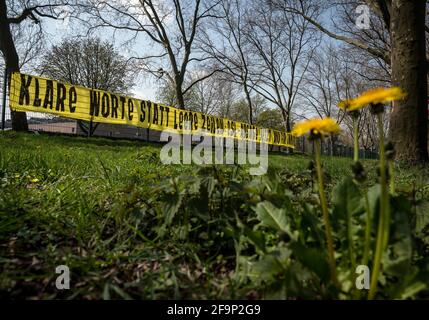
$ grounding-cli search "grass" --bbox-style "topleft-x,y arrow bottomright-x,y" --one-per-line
0,131 -> 427,299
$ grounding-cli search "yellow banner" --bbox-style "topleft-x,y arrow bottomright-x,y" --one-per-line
9,72 -> 295,148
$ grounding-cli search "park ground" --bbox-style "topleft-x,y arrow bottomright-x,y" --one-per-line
0,132 -> 428,299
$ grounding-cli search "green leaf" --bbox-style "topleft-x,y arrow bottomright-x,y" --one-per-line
366,184 -> 381,222
301,203 -> 324,246
250,254 -> 285,282
385,265 -> 428,299
415,200 -> 429,248
332,177 -> 363,266
162,191 -> 183,226
102,282 -> 110,300
415,201 -> 429,237
241,224 -> 266,253
109,284 -> 133,300
383,195 -> 413,278
253,201 -> 289,233
399,281 -> 427,299
248,247 -> 291,282
290,242 -> 330,282
332,177 -> 363,222
201,176 -> 217,198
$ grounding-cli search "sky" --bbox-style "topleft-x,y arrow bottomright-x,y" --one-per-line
0,3 -> 162,121
1,0 -> 343,122
24,0 -> 337,103
26,8 -> 161,101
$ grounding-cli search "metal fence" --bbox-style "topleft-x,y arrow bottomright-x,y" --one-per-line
1,68 -> 377,158
0,68 -> 164,143
294,136 -> 379,159
1,69 -> 81,135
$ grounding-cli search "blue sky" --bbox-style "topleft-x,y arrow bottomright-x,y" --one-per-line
33,13 -> 160,101
3,1 -> 344,117
35,2 -> 337,104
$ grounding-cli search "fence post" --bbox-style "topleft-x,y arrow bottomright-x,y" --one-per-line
88,119 -> 93,137
1,67 -> 7,131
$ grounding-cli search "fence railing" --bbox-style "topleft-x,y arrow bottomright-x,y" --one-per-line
294,136 -> 379,159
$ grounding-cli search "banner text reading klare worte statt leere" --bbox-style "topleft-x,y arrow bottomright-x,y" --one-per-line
9,72 -> 295,148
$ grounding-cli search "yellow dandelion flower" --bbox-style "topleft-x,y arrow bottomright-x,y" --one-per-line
292,118 -> 341,137
30,178 -> 39,183
338,87 -> 406,112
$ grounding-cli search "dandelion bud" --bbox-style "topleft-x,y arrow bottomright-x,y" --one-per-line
385,141 -> 395,161
351,161 -> 366,183
307,160 -> 316,180
370,103 -> 385,115
279,231 -> 291,243
349,110 -> 360,119
307,160 -> 315,171
308,129 -> 322,141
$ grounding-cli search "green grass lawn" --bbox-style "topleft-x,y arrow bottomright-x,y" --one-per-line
0,132 -> 428,299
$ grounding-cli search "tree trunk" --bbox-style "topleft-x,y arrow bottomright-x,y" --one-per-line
243,82 -> 253,125
280,108 -> 288,131
389,0 -> 428,164
282,108 -> 294,153
330,135 -> 336,156
175,88 -> 185,110
174,75 -> 185,110
0,0 -> 28,131
285,112 -> 291,133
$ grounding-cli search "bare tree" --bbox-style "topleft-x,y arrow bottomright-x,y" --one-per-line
186,72 -> 223,115
301,44 -> 389,153
11,21 -> 44,71
300,45 -> 349,121
38,37 -> 137,134
157,71 -> 238,117
245,0 -> 319,132
198,0 -> 255,123
256,107 -> 284,131
156,77 -> 195,109
0,18 -> 43,127
83,0 -> 220,110
38,37 -> 136,93
272,0 -> 428,164
228,95 -> 266,123
299,45 -> 345,155
214,74 -> 238,119
0,0 -> 75,131
342,107 -> 390,152
328,1 -> 391,82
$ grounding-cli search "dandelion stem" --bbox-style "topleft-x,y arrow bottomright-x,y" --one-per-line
314,140 -> 338,285
347,194 -> 356,270
363,192 -> 371,267
353,117 -> 359,162
389,162 -> 395,194
368,113 -> 389,300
